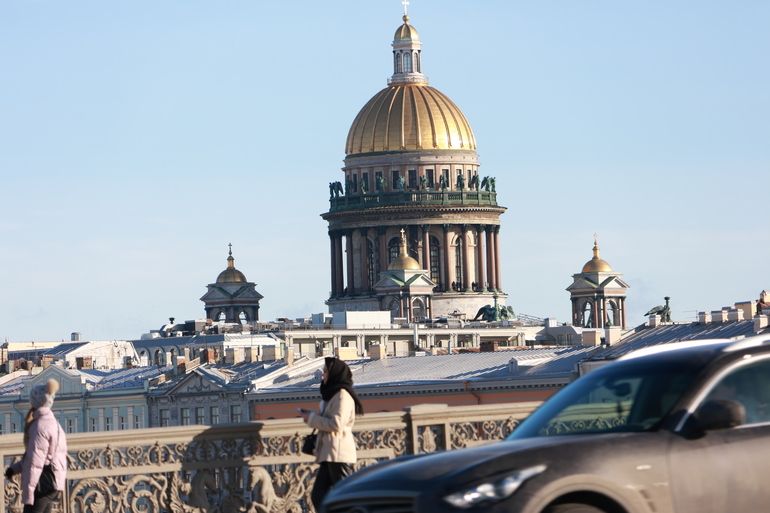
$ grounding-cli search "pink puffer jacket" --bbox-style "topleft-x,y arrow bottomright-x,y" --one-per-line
11,408 -> 68,505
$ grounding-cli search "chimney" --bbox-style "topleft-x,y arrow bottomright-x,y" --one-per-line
224,348 -> 244,365
698,311 -> 711,323
262,345 -> 279,361
71,332 -> 81,342
735,301 -> 756,319
284,347 -> 295,367
711,310 -> 728,323
244,347 -> 259,363
604,327 -> 622,345
508,358 -> 519,373
369,344 -> 386,359
335,347 -> 358,361
648,315 -> 661,327
582,331 -> 602,346
727,309 -> 744,322
755,315 -> 769,333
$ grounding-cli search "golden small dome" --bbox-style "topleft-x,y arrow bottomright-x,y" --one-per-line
389,254 -> 421,271
346,84 -> 476,155
216,246 -> 248,283
582,240 -> 613,273
388,229 -> 421,270
394,18 -> 419,41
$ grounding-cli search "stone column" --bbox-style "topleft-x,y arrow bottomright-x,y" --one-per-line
360,227 -> 370,292
329,230 -> 337,296
476,225 -> 486,291
621,298 -> 627,329
421,224 -> 431,269
345,230 -> 354,296
443,224 -> 452,292
493,226 -> 502,291
461,225 -> 471,292
334,233 -> 344,296
486,226 -> 496,291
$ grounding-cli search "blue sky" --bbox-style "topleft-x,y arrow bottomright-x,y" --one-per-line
1,0 -> 768,342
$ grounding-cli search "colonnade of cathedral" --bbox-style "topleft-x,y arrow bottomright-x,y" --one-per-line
571,296 -> 627,329
328,223 -> 503,298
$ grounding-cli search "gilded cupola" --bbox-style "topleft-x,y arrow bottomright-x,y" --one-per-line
216,245 -> 248,283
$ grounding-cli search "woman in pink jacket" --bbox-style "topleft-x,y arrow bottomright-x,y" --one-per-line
5,379 -> 68,513
300,357 -> 364,511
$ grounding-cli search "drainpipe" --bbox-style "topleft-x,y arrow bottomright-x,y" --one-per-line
463,381 -> 481,405
11,398 -> 24,433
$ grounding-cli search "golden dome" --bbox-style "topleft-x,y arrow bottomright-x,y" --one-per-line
388,229 -> 421,270
394,16 -> 419,41
216,246 -> 248,283
582,241 -> 613,273
346,84 -> 476,155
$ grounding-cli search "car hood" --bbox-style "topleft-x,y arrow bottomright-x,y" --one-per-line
335,434 -> 623,495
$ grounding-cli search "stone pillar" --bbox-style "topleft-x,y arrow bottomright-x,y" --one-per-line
378,226 -> 388,273
345,230 -> 354,296
461,225 -> 471,292
493,226 -> 502,291
476,225 -> 486,291
621,298 -> 627,329
329,230 -> 337,295
334,233 -> 344,296
486,227 -> 496,291
360,227 -> 370,292
443,224 -> 452,292
421,224 -> 431,269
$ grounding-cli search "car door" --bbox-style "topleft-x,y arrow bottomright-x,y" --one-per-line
668,355 -> 770,513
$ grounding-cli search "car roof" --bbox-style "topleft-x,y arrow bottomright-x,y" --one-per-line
618,335 -> 770,366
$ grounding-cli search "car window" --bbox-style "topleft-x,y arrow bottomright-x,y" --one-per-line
508,362 -> 699,440
703,357 -> 770,426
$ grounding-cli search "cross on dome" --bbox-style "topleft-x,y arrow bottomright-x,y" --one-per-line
402,0 -> 409,16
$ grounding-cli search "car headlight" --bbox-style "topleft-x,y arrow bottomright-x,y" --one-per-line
443,464 -> 547,509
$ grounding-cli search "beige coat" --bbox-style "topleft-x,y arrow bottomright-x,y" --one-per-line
307,389 -> 357,464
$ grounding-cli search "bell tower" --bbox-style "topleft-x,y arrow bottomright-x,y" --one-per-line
566,237 -> 630,329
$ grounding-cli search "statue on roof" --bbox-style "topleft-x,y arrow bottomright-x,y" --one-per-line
481,176 -> 490,191
376,175 -> 387,192
420,175 -> 427,191
439,174 -> 448,190
456,173 -> 465,190
469,174 -> 479,190
645,296 -> 672,322
396,175 -> 406,191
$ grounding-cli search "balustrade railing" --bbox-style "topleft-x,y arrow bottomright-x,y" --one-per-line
328,190 -> 498,212
0,401 -> 542,513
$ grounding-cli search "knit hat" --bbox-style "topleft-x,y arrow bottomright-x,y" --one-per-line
29,379 -> 60,409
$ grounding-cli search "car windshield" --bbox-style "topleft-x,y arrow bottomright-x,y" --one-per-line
507,360 -> 701,439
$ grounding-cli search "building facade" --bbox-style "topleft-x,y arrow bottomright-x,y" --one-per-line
322,13 -> 507,320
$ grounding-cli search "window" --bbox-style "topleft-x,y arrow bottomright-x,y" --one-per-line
120,416 -> 127,430
196,407 -> 205,425
403,52 -> 412,73
426,169 -> 434,188
367,239 -> 378,290
391,170 -> 400,188
160,409 -> 170,427
90,418 -> 98,432
430,236 -> 441,287
0,424 -> 4,435
704,358 -> 770,425
67,418 -> 76,434
408,169 -> 417,189
455,238 -> 464,288
104,417 -> 113,431
211,406 -> 220,425
231,405 -> 242,423
388,237 -> 401,266
181,408 -> 191,426
134,415 -> 143,429
395,51 -> 402,73
12,423 -> 17,434
362,173 -> 369,193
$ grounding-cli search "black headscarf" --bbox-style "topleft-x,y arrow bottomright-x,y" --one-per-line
320,357 -> 364,415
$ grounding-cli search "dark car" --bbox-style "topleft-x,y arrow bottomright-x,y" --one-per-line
322,336 -> 770,513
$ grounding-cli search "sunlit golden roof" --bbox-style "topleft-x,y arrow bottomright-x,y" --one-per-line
582,241 -> 613,273
388,229 -> 422,270
216,246 -> 248,283
394,17 -> 419,41
346,84 -> 476,155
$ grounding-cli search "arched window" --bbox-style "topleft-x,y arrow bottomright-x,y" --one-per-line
580,300 -> 594,328
388,237 -> 400,266
414,51 -> 420,72
403,52 -> 412,73
429,236 -> 441,287
454,236 -> 464,288
607,300 -> 620,327
367,238 -> 378,289
395,52 -> 402,73
412,298 -> 426,321
239,310 -> 249,324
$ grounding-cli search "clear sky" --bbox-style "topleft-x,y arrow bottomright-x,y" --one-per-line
1,0 -> 768,342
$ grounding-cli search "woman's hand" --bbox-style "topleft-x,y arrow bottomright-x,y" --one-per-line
298,408 -> 312,422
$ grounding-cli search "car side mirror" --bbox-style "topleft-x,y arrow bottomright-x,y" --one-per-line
693,399 -> 745,431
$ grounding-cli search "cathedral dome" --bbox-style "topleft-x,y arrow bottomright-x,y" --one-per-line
582,241 -> 613,273
345,84 -> 476,155
394,18 -> 419,41
216,247 -> 248,283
